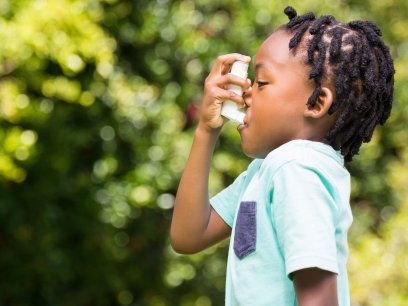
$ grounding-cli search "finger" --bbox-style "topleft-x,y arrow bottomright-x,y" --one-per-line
243,81 -> 252,97
247,78 -> 252,87
221,63 -> 233,76
214,88 -> 246,108
209,53 -> 251,77
216,74 -> 251,89
244,78 -> 252,91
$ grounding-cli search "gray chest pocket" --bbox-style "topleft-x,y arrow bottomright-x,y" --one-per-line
233,201 -> 257,259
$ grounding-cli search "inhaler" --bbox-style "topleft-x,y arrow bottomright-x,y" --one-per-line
220,61 -> 249,124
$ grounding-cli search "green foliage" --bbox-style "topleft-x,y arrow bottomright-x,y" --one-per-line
0,0 -> 407,305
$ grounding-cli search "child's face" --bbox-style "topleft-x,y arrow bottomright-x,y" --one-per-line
239,30 -> 315,158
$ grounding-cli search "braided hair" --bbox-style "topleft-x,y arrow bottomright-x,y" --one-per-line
282,6 -> 395,161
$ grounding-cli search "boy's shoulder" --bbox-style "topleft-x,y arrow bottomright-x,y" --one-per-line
259,140 -> 345,177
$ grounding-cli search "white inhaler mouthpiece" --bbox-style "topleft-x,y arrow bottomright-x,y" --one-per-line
221,61 -> 249,124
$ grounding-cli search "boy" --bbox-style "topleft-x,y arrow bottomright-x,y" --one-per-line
171,6 -> 394,306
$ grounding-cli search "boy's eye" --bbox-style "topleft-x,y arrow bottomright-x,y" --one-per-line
256,81 -> 268,88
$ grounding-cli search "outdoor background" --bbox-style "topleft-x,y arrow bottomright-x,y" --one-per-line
0,0 -> 407,305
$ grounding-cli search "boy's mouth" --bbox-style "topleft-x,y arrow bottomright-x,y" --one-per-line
237,118 -> 248,132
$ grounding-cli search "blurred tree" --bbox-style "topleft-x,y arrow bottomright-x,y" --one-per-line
0,0 -> 407,305
0,0 -> 172,305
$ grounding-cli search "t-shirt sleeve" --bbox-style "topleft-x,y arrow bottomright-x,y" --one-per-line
210,171 -> 248,228
272,160 -> 339,278
210,159 -> 261,228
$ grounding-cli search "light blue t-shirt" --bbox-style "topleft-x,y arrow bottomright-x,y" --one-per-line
210,140 -> 353,306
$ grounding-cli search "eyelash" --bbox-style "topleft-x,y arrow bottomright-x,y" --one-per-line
256,81 -> 268,88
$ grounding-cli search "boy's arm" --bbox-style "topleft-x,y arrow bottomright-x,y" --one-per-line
171,123 -> 230,254
293,268 -> 339,306
170,53 -> 251,254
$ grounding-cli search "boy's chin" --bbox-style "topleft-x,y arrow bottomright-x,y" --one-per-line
240,143 -> 266,159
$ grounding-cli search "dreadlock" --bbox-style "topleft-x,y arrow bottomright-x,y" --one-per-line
282,6 -> 395,161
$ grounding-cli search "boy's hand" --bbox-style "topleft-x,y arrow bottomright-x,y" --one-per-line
200,53 -> 251,130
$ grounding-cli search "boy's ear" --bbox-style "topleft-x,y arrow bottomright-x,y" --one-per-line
304,87 -> 334,118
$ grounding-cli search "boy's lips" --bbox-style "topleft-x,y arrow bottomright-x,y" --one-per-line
237,117 -> 248,132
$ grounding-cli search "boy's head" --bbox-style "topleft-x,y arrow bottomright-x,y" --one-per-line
240,7 -> 394,161
282,6 -> 395,161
